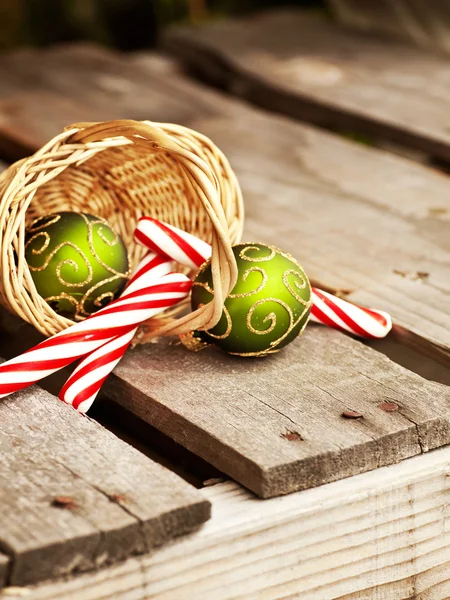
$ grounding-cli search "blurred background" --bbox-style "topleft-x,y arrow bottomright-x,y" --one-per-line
3,0 -> 450,54
0,0 -> 325,51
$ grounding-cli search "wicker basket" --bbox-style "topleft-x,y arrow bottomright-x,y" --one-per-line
0,119 -> 244,342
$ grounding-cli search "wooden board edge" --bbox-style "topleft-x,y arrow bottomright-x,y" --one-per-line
107,372 -> 450,499
151,498 -> 212,544
13,446 -> 450,600
0,376 -> 212,589
261,426 -> 424,498
391,325 -> 450,368
0,553 -> 9,589
105,375 -> 266,495
164,26 -> 450,164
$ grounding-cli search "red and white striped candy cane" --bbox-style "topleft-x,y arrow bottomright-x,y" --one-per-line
0,266 -> 191,400
135,216 -> 392,339
135,216 -> 212,271
310,288 -> 391,339
59,252 -> 174,413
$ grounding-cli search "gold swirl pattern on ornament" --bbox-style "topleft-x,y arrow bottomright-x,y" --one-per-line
76,274 -> 126,319
193,266 -> 267,300
44,293 -> 79,312
228,348 -> 281,357
228,267 -> 267,299
205,305 -> 232,340
94,291 -> 116,308
95,223 -> 119,247
239,245 -> 276,263
193,244 -> 313,356
81,213 -> 130,279
192,281 -> 232,339
26,238 -> 94,288
238,264 -> 312,353
193,280 -> 214,296
27,214 -> 61,233
246,298 -> 290,336
237,297 -> 311,356
27,213 -> 129,318
283,269 -> 310,306
269,302 -> 310,349
26,232 -> 51,256
56,258 -> 93,288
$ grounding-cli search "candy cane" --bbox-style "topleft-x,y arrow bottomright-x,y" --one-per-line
136,216 -> 392,339
59,252 -> 174,413
0,266 -> 191,399
60,329 -> 137,413
135,216 -> 212,271
310,288 -> 391,339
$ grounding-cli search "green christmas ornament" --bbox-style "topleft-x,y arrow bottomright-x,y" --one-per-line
25,212 -> 130,319
191,243 -> 312,357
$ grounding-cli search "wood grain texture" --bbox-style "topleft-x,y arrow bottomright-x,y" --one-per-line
0,45 -> 231,160
1,46 -> 450,497
0,380 -> 210,588
15,446 -> 450,600
165,9 -> 450,161
1,45 -> 449,359
185,109 -> 450,364
106,326 -> 450,498
329,0 -> 450,55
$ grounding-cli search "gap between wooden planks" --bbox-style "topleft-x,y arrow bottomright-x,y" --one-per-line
165,8 -> 450,162
106,325 -> 450,498
10,446 -> 450,600
2,298 -> 450,501
0,44 -> 444,600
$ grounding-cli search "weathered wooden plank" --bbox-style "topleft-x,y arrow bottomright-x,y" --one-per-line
16,447 -> 450,600
0,380 -> 210,588
0,45 -> 229,159
0,46 -> 449,360
187,110 -> 450,363
1,46 -> 450,498
105,326 -> 450,498
165,9 -> 450,162
329,0 -> 450,55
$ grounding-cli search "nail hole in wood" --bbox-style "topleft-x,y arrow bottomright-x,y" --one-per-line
281,430 -> 303,441
109,493 -> 128,504
51,496 -> 77,510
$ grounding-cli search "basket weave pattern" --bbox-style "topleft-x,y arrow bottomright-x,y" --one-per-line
0,119 -> 244,340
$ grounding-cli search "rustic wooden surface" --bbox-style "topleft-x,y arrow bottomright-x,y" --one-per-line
0,45 -> 230,160
11,446 -> 450,600
190,110 -> 450,364
4,300 -> 450,500
329,0 -> 450,55
0,35 -> 449,598
106,326 -> 450,498
0,306 -> 226,489
0,378 -> 210,588
165,9 -> 450,162
0,45 -> 449,363
0,46 -> 450,499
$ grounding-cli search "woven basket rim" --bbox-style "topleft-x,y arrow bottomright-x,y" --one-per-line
0,119 -> 244,341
